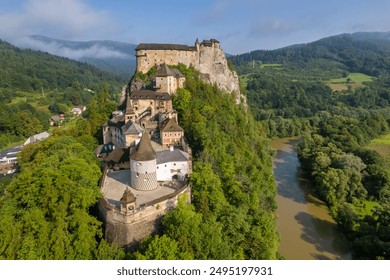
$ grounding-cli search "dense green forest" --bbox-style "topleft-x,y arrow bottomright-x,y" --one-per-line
0,40 -> 125,149
133,65 -> 279,259
0,61 -> 279,259
231,32 -> 390,259
230,33 -> 390,138
4,31 -> 390,259
0,86 -> 124,259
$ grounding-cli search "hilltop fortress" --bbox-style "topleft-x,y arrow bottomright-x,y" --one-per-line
135,39 -> 242,103
98,38 -> 239,248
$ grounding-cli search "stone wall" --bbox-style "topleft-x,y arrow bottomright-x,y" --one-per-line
136,49 -> 197,73
135,40 -> 243,104
99,184 -> 191,247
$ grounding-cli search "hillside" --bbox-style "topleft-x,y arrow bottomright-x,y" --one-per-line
231,32 -> 390,78
133,65 -> 279,259
0,39 -> 126,92
0,39 -> 124,149
25,35 -> 137,79
229,32 -> 390,129
232,32 -> 390,259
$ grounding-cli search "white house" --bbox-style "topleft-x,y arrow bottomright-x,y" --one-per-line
23,131 -> 50,146
156,147 -> 190,182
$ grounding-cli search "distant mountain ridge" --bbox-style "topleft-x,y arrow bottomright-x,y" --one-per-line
230,31 -> 390,76
23,35 -> 137,79
0,39 -> 125,92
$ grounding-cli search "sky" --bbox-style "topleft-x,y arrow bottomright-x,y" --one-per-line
1,0 -> 390,54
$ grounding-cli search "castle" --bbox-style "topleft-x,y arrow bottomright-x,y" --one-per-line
98,38 -> 238,248
98,62 -> 191,247
136,39 -> 242,103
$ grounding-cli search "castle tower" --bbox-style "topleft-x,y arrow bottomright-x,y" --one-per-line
120,188 -> 136,214
130,132 -> 158,191
155,63 -> 175,94
125,92 -> 135,122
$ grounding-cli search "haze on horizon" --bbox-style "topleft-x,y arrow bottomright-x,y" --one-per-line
1,0 -> 390,55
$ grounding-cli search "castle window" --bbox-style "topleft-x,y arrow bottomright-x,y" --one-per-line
136,172 -> 139,177
174,163 -> 176,166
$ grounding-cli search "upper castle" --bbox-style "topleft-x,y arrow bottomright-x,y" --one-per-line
135,39 -> 242,103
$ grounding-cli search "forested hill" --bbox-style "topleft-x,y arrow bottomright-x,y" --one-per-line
27,35 -> 137,79
0,39 -> 126,93
230,32 -> 390,76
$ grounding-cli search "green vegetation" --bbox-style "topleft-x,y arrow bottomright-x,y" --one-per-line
0,40 -> 124,93
0,77 -> 124,259
327,73 -> 373,91
368,133 -> 390,157
230,32 -> 390,259
0,40 -> 125,149
0,131 -> 124,259
371,133 -> 390,145
259,63 -> 282,69
134,65 -> 279,260
297,114 -> 390,259
354,200 -> 380,217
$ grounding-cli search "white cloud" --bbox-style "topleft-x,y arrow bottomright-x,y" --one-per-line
0,0 -> 118,45
20,37 -> 131,60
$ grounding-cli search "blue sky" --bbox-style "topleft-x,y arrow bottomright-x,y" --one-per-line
1,0 -> 390,54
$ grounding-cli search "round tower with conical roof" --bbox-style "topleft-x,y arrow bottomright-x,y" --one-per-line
130,132 -> 158,190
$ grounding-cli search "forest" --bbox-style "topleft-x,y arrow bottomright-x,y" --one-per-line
0,40 -> 125,149
0,60 -> 280,259
133,65 -> 279,259
230,33 -> 390,259
0,85 -> 124,259
3,32 -> 390,259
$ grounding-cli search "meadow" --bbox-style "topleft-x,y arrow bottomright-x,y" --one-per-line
327,72 -> 373,91
368,132 -> 390,157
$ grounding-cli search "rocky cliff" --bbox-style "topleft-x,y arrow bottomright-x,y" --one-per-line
196,43 -> 242,104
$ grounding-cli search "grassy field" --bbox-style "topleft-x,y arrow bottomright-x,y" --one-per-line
368,133 -> 390,157
354,200 -> 380,217
327,72 -> 373,91
259,63 -> 282,69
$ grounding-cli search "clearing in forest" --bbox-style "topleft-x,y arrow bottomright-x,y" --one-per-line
327,73 -> 373,92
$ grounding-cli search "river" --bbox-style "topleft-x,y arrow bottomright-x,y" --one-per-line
271,137 -> 351,260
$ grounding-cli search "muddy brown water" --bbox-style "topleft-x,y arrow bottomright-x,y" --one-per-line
270,137 -> 352,260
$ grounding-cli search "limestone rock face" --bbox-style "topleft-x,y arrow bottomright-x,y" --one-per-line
195,44 -> 242,104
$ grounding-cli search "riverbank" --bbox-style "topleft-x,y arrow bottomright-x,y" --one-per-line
271,137 -> 351,260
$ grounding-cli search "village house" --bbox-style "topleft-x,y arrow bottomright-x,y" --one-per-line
70,105 -> 86,116
49,115 -> 64,127
23,131 -> 50,146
